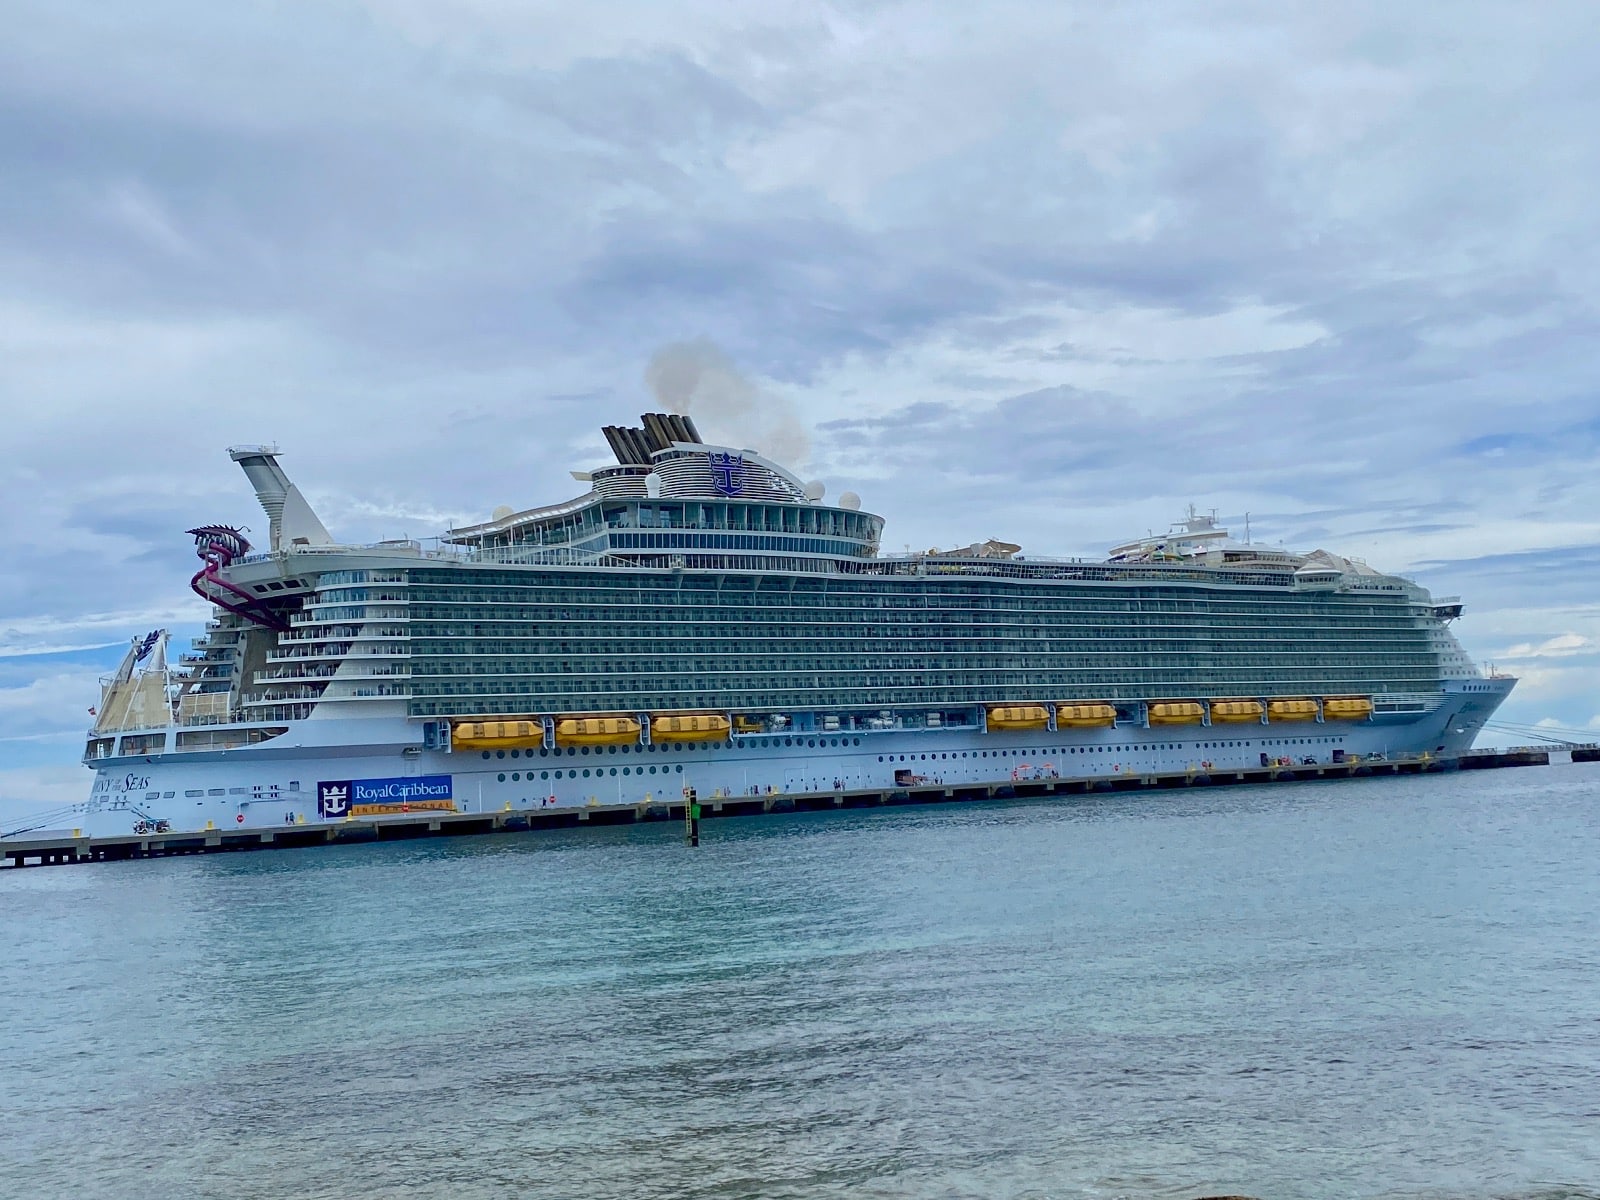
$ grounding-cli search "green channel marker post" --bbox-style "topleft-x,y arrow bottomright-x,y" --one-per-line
683,786 -> 701,847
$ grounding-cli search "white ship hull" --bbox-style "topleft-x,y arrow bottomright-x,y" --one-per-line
76,678 -> 1512,838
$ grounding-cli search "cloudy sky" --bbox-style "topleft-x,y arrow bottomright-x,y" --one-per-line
3,0 -> 1597,817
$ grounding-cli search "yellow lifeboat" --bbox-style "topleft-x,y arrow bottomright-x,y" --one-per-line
651,713 -> 732,743
1268,698 -> 1319,722
1322,696 -> 1374,721
555,716 -> 642,746
987,705 -> 1049,731
732,715 -> 763,734
450,718 -> 544,750
1210,699 -> 1264,724
1149,701 -> 1205,725
1056,703 -> 1117,728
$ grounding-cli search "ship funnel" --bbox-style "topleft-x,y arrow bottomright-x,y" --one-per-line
227,445 -> 333,552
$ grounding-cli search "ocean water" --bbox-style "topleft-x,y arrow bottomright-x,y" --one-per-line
3,767 -> 1598,1200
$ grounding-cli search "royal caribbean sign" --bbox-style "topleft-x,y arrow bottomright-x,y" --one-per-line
318,775 -> 453,818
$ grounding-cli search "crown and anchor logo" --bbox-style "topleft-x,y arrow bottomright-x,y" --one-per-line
708,452 -> 744,497
317,781 -> 351,818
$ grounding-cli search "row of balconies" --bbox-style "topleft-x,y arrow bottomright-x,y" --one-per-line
254,665 -> 410,683
241,684 -> 411,706
265,645 -> 410,662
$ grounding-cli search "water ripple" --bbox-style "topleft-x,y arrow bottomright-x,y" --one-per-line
3,768 -> 1599,1198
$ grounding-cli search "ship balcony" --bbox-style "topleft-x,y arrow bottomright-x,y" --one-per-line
256,664 -> 340,680
242,687 -> 326,705
290,610 -> 410,626
242,685 -> 409,707
312,685 -> 413,701
183,644 -> 236,659
277,627 -> 409,643
264,646 -> 410,663
304,590 -> 410,604
240,703 -> 315,722
255,666 -> 409,684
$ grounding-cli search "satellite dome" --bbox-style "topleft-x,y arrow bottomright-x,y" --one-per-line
492,505 -> 514,521
839,491 -> 861,511
803,480 -> 825,501
644,473 -> 662,497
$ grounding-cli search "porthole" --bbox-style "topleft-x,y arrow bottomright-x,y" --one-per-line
649,766 -> 657,774
675,764 -> 683,773
622,767 -> 630,776
497,773 -> 506,782
481,751 -> 490,760
512,772 -> 520,781
581,747 -> 590,756
541,771 -> 549,780
853,738 -> 861,746
609,768 -> 617,776
496,750 -> 506,759
540,749 -> 548,758
582,768 -> 591,778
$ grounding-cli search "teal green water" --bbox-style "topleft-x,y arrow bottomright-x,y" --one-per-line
3,768 -> 1599,1199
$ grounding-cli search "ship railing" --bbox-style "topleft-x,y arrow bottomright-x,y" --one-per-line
843,557 -> 1296,586
92,718 -> 178,735
444,493 -> 601,539
255,665 -> 410,681
245,687 -> 407,705
242,687 -> 324,702
240,703 -> 315,722
457,545 -> 631,568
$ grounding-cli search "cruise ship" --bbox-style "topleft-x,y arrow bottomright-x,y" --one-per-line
73,413 -> 1511,835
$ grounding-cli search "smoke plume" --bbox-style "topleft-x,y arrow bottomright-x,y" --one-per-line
645,339 -> 811,467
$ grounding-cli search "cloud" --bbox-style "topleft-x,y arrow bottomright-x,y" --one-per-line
2,0 -> 1600,767
1499,633 -> 1596,660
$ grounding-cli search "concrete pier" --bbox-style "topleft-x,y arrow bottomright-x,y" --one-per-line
1459,747 -> 1550,768
0,749 -> 1561,869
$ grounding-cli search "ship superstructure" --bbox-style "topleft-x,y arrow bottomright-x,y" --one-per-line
66,414 -> 1512,835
